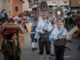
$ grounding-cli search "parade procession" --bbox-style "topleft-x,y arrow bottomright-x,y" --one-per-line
0,0 -> 80,60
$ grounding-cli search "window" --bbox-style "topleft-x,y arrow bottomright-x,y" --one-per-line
64,1 -> 67,4
15,6 -> 19,12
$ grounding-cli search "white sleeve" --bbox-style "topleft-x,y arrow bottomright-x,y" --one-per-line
62,28 -> 68,36
62,28 -> 71,40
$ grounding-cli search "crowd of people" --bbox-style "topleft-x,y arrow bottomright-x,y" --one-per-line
30,9 -> 80,60
0,6 -> 80,60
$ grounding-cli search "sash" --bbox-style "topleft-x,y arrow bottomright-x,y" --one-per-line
49,27 -> 54,38
35,21 -> 39,32
39,20 -> 50,38
48,27 -> 54,42
43,20 -> 50,31
57,27 -> 64,39
34,20 -> 40,39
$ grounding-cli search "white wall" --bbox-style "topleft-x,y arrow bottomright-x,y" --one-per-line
0,0 -> 2,13
47,0 -> 69,6
23,0 -> 30,11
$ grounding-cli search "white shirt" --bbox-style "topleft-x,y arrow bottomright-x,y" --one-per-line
50,24 -> 70,40
36,19 -> 48,33
35,18 -> 51,38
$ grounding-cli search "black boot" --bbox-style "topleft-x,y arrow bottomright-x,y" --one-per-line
32,48 -> 35,51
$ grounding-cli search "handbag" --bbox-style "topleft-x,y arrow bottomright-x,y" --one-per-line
53,38 -> 67,46
53,27 -> 67,46
39,31 -> 49,41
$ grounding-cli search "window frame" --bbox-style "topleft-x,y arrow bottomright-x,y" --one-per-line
15,6 -> 19,12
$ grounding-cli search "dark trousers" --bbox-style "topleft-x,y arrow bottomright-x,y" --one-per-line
16,56 -> 20,60
38,39 -> 50,55
8,56 -> 14,60
8,56 -> 20,60
31,33 -> 37,42
55,45 -> 65,60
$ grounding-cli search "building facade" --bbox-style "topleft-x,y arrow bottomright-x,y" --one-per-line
47,0 -> 69,7
23,0 -> 30,11
70,0 -> 80,10
2,0 -> 12,15
0,0 -> 2,13
1,0 -> 24,16
28,0 -> 70,9
28,0 -> 42,8
70,0 -> 80,7
12,0 -> 23,16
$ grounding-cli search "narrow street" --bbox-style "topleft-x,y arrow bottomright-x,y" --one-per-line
0,33 -> 80,60
0,0 -> 80,60
20,33 -> 80,60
